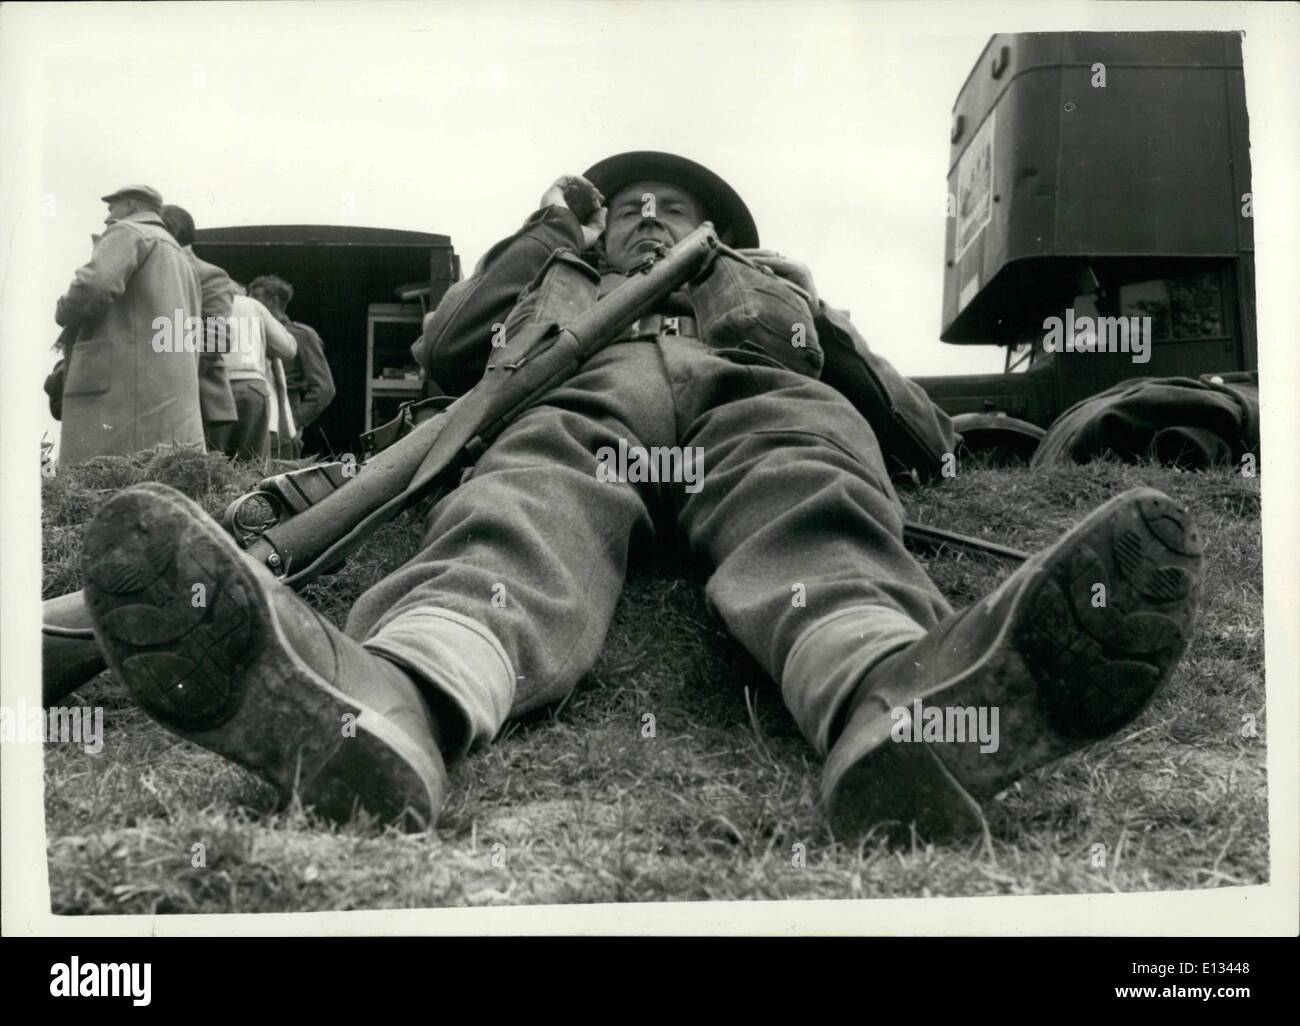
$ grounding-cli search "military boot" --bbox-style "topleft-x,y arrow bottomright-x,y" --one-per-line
81,482 -> 447,829
823,487 -> 1203,841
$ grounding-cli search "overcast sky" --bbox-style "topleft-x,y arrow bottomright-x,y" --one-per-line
2,1 -> 1296,453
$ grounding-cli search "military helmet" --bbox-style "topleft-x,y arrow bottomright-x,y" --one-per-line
583,151 -> 758,248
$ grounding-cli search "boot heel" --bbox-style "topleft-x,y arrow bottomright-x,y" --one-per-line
1018,491 -> 1203,740
825,717 -> 984,842
83,482 -> 263,730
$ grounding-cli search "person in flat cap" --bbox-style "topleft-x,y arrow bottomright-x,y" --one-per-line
82,154 -> 1202,843
248,274 -> 336,458
54,185 -> 205,463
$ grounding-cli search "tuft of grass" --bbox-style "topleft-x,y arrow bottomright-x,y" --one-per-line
42,451 -> 1267,911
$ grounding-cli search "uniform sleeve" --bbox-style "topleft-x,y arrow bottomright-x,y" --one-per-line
414,205 -> 586,394
55,223 -> 149,328
258,301 -> 298,361
292,324 -> 336,429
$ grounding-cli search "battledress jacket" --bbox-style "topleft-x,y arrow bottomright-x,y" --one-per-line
55,211 -> 204,464
412,206 -> 956,482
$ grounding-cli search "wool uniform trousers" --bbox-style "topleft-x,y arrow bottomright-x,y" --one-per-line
345,335 -> 954,761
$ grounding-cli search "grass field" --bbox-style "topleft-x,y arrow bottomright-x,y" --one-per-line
40,448 -> 1267,912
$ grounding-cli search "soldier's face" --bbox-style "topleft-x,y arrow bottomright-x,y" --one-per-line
603,180 -> 705,270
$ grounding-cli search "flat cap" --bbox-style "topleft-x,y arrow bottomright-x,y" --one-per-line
100,184 -> 164,210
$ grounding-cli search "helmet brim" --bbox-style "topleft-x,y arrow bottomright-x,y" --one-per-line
582,151 -> 758,248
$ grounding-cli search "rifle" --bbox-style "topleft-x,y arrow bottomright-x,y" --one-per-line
41,223 -> 726,702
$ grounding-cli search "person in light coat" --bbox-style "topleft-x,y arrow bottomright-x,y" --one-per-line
54,185 -> 204,464
219,286 -> 298,460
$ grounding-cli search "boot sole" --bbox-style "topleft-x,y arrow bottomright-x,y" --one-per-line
824,487 -> 1203,842
81,483 -> 443,829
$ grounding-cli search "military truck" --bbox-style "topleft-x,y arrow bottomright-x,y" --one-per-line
915,31 -> 1256,461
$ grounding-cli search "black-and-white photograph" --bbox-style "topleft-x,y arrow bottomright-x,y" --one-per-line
1,0 -> 1295,946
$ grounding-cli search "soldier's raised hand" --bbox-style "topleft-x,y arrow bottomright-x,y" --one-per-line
540,175 -> 607,250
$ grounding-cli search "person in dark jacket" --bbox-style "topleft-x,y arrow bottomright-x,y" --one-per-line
160,204 -> 240,453
248,274 -> 336,457
80,154 -> 1204,842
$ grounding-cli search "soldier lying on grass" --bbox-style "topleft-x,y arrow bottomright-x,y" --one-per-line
80,151 -> 1203,842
